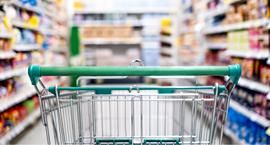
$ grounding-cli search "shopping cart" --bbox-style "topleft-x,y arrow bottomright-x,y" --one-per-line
28,63 -> 241,145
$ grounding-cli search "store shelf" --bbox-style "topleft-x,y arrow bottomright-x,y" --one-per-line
75,21 -> 143,27
230,100 -> 270,127
13,44 -> 40,51
0,109 -> 40,145
0,33 -> 13,39
12,20 -> 41,32
224,127 -> 246,145
225,50 -> 269,59
40,28 -> 56,35
74,8 -> 176,14
161,47 -> 173,56
0,86 -> 35,112
207,43 -> 227,50
238,78 -> 270,93
0,68 -> 26,81
205,5 -> 229,18
12,1 -> 42,14
81,37 -> 141,45
204,18 -> 268,34
160,36 -> 173,44
50,48 -> 67,53
228,0 -> 247,5
0,79 -> 59,112
0,51 -> 16,59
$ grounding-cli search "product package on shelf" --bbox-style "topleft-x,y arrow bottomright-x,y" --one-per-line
232,86 -> 270,118
216,0 -> 269,25
191,0 -> 270,144
227,107 -> 270,144
231,57 -> 270,85
227,27 -> 269,52
0,95 -> 40,137
82,25 -> 134,39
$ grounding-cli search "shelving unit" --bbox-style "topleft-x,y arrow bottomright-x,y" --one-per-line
73,1 -> 178,67
204,18 -> 268,34
11,1 -> 42,14
159,14 -> 180,67
0,79 -> 58,112
237,78 -> 270,93
205,5 -> 229,18
13,44 -> 40,51
0,109 -> 41,145
230,100 -> 270,127
12,20 -> 41,32
0,68 -> 25,81
180,0 -> 270,144
0,33 -> 13,39
207,43 -> 227,50
74,8 -> 175,15
0,51 -> 16,59
225,50 -> 269,59
81,37 -> 142,45
0,0 -> 68,143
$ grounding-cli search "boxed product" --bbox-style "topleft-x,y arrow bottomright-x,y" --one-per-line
81,25 -> 134,39
260,65 -> 270,85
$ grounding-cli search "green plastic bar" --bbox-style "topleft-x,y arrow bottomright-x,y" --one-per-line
143,138 -> 180,145
95,138 -> 132,145
48,85 -> 226,95
28,64 -> 241,85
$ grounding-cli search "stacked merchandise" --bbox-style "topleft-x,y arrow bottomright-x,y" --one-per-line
158,17 -> 179,86
178,0 -> 201,65
80,25 -> 140,66
0,0 -> 68,144
159,17 -> 176,66
141,15 -> 161,66
73,0 -> 176,67
179,0 -> 270,144
40,0 -> 68,66
222,0 -> 267,25
0,96 -> 40,137
201,0 -> 270,144
227,107 -> 270,144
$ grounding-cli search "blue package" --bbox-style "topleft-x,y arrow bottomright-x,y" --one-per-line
22,30 -> 35,44
29,0 -> 37,6
20,0 -> 28,4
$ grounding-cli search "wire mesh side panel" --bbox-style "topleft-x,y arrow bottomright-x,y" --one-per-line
40,90 -> 229,145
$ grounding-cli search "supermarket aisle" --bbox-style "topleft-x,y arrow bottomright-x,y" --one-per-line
1,0 -> 270,144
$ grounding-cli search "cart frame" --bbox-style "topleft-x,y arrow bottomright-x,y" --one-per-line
28,64 -> 241,145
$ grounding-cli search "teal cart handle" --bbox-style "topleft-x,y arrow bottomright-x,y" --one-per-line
28,64 -> 241,85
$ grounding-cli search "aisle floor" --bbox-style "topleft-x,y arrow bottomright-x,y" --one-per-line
10,119 -> 47,145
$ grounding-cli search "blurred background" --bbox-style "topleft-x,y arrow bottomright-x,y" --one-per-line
0,0 -> 269,144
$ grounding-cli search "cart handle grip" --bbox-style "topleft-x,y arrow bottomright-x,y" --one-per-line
28,64 -> 241,85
